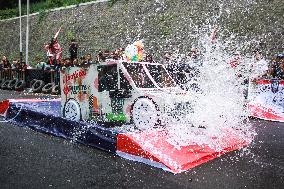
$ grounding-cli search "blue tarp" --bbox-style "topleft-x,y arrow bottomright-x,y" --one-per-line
5,99 -> 118,153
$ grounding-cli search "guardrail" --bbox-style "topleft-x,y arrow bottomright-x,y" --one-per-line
0,68 -> 61,90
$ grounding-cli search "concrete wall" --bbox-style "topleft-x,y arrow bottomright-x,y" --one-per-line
0,0 -> 283,65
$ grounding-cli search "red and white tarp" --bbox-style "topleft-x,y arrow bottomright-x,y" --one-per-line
117,129 -> 251,174
248,79 -> 284,122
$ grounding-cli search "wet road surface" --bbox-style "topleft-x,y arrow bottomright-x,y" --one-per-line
0,90 -> 283,189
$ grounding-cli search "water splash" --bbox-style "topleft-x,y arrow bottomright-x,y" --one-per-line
164,31 -> 256,150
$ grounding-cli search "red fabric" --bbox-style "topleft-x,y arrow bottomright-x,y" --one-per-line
117,129 -> 251,173
248,103 -> 284,122
0,100 -> 9,115
255,79 -> 271,85
45,28 -> 62,64
254,79 -> 284,86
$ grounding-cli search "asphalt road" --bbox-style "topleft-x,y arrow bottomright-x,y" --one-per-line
0,90 -> 283,189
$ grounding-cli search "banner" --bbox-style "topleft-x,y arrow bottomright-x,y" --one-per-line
248,79 -> 284,122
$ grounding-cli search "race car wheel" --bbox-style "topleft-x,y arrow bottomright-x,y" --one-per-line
32,80 -> 45,93
63,99 -> 81,121
14,80 -> 26,91
132,98 -> 159,130
42,82 -> 55,94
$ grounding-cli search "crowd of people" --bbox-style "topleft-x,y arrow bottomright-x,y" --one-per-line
0,56 -> 28,71
0,37 -> 284,88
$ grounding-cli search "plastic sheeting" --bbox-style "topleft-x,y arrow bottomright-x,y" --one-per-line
248,79 -> 284,122
0,98 -> 251,173
117,129 -> 251,173
0,98 -> 117,152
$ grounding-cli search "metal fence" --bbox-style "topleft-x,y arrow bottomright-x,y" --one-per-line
0,69 -> 25,80
0,68 -> 60,87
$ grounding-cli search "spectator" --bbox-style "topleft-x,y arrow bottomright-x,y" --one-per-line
11,59 -> 19,70
66,58 -> 73,67
162,52 -> 172,66
10,59 -> 20,78
145,54 -> 154,63
35,57 -> 47,70
54,60 -> 61,71
1,56 -> 11,79
79,56 -> 85,65
96,51 -> 105,62
185,47 -> 203,78
270,54 -> 284,79
69,39 -> 78,62
249,49 -> 268,80
19,61 -> 27,72
2,56 -> 11,69
118,48 -> 125,59
228,51 -> 242,69
165,53 -> 184,84
188,47 -> 198,60
112,49 -> 120,60
61,58 -> 67,70
229,52 -> 251,86
84,53 -> 93,64
73,58 -> 80,67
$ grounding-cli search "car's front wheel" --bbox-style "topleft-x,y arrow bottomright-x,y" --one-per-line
132,98 -> 159,130
63,99 -> 81,121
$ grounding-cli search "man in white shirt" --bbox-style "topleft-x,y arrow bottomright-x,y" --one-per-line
250,50 -> 268,81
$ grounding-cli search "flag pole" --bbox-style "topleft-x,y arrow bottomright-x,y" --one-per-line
25,0 -> 30,66
19,0 -> 22,64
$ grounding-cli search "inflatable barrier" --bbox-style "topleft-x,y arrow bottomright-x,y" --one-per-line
248,79 -> 284,122
0,98 -> 251,173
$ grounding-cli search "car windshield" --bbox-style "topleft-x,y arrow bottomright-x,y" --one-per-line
122,62 -> 156,88
145,64 -> 176,88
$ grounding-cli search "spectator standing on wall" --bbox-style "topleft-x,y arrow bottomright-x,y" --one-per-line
69,39 -> 78,62
44,28 -> 62,66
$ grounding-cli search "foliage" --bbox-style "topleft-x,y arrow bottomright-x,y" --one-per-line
37,9 -> 48,24
66,31 -> 75,41
0,0 -> 96,20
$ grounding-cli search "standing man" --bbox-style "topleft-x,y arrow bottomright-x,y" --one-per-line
69,39 -> 78,62
249,49 -> 268,81
44,27 -> 62,67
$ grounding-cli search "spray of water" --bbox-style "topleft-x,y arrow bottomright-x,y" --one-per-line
164,31 -> 256,150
